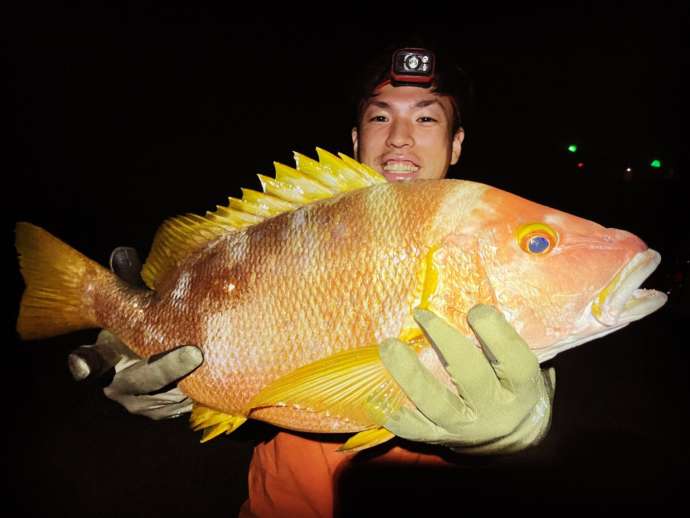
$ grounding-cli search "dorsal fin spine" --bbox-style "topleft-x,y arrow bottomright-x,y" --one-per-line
140,150 -> 385,289
274,162 -> 335,197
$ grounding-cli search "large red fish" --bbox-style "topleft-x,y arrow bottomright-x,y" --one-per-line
15,148 -> 666,450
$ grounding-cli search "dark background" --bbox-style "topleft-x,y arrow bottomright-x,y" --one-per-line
6,3 -> 689,516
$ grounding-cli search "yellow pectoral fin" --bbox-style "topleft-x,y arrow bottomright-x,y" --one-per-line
338,427 -> 396,453
246,345 -> 406,429
190,405 -> 247,443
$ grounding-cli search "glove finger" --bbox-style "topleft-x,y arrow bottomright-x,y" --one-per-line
144,399 -> 195,421
143,387 -> 191,404
466,305 -> 540,392
108,345 -> 203,395
68,330 -> 138,381
109,246 -> 145,287
379,338 -> 475,430
104,390 -> 188,408
104,390 -> 193,419
69,345 -> 116,381
413,308 -> 500,403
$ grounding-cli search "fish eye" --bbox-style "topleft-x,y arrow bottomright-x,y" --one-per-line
527,235 -> 550,253
516,223 -> 558,255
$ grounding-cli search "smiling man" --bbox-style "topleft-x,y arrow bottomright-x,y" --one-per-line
353,83 -> 464,182
238,47 -> 555,517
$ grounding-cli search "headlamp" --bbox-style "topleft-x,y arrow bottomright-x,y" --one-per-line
390,48 -> 436,88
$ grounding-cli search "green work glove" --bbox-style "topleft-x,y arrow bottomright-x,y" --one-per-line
67,247 -> 203,420
379,305 -> 555,454
71,329 -> 202,420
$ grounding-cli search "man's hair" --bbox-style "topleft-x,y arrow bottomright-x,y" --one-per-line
353,43 -> 473,138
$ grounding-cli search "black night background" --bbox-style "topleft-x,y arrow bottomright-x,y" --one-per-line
5,4 -> 689,516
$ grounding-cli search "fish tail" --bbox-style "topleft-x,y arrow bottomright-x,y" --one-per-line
15,222 -> 108,340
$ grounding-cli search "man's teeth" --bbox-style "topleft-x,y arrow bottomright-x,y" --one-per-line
383,161 -> 419,172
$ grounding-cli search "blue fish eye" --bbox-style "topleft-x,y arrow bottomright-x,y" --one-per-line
528,236 -> 550,254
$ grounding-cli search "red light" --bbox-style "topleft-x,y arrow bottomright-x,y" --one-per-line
577,162 -> 585,169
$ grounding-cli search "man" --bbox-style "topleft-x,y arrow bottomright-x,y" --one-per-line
69,46 -> 555,517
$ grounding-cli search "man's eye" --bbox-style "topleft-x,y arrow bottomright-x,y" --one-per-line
418,116 -> 437,123
369,115 -> 388,122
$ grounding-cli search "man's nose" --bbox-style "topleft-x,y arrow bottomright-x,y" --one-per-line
386,120 -> 414,148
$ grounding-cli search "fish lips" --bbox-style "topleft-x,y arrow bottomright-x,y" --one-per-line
592,249 -> 668,327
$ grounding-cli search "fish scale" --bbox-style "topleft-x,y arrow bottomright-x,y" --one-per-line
87,181 -> 448,430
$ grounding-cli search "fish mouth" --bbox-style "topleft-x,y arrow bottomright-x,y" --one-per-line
592,249 -> 667,326
535,249 -> 667,364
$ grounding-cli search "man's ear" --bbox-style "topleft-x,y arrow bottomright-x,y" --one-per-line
450,128 -> 465,165
351,127 -> 359,160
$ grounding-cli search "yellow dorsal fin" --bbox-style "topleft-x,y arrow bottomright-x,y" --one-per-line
273,162 -> 335,200
246,345 -> 406,433
338,427 -> 396,453
190,405 -> 247,443
316,148 -> 371,190
229,188 -> 297,218
337,152 -> 386,184
140,149 -> 385,289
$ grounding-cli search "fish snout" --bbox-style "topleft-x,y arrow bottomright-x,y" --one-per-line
606,227 -> 647,253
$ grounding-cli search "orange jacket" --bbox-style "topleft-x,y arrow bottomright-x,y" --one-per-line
239,431 -> 451,517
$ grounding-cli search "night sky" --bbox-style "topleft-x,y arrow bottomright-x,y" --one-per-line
6,4 -> 689,516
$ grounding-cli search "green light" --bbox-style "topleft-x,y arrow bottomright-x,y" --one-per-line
650,159 -> 662,168
568,145 -> 578,153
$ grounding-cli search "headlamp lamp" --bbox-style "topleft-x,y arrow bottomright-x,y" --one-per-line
390,48 -> 436,88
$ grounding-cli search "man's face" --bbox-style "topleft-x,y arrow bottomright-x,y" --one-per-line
352,84 -> 464,182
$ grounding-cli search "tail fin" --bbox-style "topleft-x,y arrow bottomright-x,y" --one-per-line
15,222 -> 107,340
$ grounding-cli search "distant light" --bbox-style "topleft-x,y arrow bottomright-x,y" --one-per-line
626,167 -> 632,172
650,159 -> 662,168
577,162 -> 585,169
568,145 -> 578,153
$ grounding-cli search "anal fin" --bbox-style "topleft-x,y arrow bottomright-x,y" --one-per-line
190,405 -> 247,443
338,427 -> 396,453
